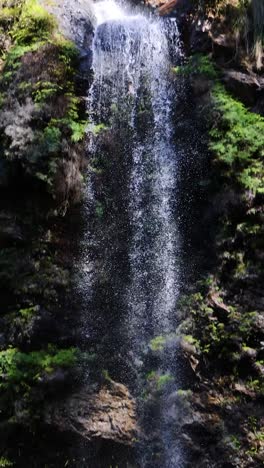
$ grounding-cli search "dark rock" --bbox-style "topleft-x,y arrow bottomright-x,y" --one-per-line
223,70 -> 264,107
0,212 -> 25,247
0,160 -> 9,189
208,292 -> 229,323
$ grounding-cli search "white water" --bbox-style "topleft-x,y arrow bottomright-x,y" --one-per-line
85,1 -> 183,465
93,0 -> 128,24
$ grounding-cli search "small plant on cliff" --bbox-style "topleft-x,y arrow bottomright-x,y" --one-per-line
149,335 -> 166,352
147,371 -> 174,391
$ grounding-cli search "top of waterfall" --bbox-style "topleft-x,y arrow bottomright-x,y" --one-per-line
93,0 -> 140,25
93,0 -> 126,24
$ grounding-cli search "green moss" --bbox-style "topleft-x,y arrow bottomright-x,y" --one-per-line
102,369 -> 111,381
19,305 -> 39,320
147,371 -> 174,391
95,201 -> 104,219
149,335 -> 166,352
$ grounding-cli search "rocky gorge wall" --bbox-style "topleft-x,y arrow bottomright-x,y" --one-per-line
164,1 -> 264,466
0,1 -> 137,466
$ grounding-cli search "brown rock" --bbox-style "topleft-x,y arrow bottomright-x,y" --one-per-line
158,0 -> 179,16
45,380 -> 138,446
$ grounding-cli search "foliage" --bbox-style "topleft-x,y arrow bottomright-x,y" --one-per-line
147,371 -> 174,391
192,1 -> 264,69
149,335 -> 166,352
182,290 -> 258,361
19,305 -> 39,320
11,0 -> 56,45
33,81 -> 62,103
0,459 -> 13,467
173,54 -> 218,79
0,346 -> 77,392
210,84 -> 264,195
0,3 -> 85,197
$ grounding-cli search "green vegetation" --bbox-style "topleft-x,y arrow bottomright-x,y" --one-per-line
210,84 -> 264,195
147,371 -> 174,391
149,335 -> 166,352
12,0 -> 56,44
173,54 -> 218,79
183,291 -> 259,360
0,0 -> 85,197
0,459 -> 13,468
192,1 -> 264,69
0,346 -> 77,393
177,53 -> 264,197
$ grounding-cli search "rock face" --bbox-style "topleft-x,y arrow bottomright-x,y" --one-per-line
45,380 -> 138,446
40,0 -> 95,71
41,0 -> 95,47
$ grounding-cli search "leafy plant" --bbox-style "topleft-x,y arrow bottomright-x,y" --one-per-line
173,54 -> 218,79
210,84 -> 264,194
0,458 -> 13,467
0,346 -> 77,392
147,371 -> 174,391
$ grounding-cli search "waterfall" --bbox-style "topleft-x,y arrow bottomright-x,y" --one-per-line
83,0 -> 184,465
90,0 -> 181,335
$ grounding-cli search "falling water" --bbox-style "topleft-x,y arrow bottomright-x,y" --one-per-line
82,0 -> 184,465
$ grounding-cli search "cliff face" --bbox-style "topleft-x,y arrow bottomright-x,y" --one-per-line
0,2 -> 138,466
164,1 -> 264,466
0,0 -> 263,466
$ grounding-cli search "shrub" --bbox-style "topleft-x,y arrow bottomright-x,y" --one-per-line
210,84 -> 264,194
0,346 -> 77,392
149,335 -> 166,352
173,54 -> 218,79
12,0 -> 56,45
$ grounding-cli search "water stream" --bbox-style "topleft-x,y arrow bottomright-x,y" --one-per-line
79,1 -> 185,465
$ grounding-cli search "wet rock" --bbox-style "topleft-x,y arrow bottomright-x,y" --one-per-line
45,380 -> 138,446
191,75 -> 212,97
0,212 -> 25,247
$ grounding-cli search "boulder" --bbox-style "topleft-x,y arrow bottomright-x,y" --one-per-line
41,0 -> 95,45
45,380 -> 138,446
223,69 -> 264,107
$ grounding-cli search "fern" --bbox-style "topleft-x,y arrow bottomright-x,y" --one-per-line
210,84 -> 264,194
